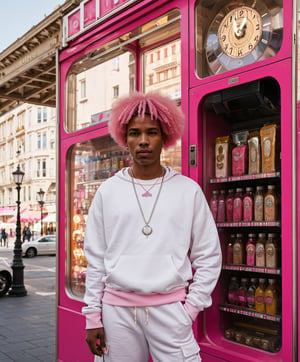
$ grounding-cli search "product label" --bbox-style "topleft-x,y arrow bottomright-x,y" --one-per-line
266,245 -> 274,257
265,296 -> 273,305
247,296 -> 255,304
256,296 -> 264,303
254,196 -> 264,221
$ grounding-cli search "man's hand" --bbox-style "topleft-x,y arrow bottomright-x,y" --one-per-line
86,327 -> 107,356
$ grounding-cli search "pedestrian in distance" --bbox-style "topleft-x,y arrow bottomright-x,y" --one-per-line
83,92 -> 222,362
0,228 -> 7,247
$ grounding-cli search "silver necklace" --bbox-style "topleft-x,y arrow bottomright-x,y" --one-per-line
130,167 -> 165,236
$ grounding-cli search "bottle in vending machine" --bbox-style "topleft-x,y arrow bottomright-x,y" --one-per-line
225,188 -> 234,222
254,186 -> 265,221
228,276 -> 239,305
217,189 -> 226,223
233,188 -> 243,222
210,190 -> 219,221
243,187 -> 254,221
233,233 -> 244,265
248,131 -> 261,175
264,185 -> 278,221
247,278 -> 258,309
246,233 -> 256,266
265,279 -> 278,315
226,234 -> 235,264
256,233 -> 266,267
255,278 -> 266,312
265,233 -> 278,268
232,131 -> 248,176
238,278 -> 248,307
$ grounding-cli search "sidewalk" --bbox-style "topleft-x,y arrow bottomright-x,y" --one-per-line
0,245 -> 56,362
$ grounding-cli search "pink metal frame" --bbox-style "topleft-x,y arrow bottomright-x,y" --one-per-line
57,0 -> 297,361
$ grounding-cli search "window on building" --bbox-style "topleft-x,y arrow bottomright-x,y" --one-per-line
80,79 -> 86,99
37,108 -> 42,123
37,159 -> 47,178
42,159 -> 46,177
172,44 -> 176,55
164,48 -> 168,57
113,85 -> 119,98
156,50 -> 160,61
37,107 -> 48,123
37,134 -> 41,149
43,108 -> 47,122
149,53 -> 154,63
42,133 -> 47,149
17,111 -> 25,131
112,57 -> 120,71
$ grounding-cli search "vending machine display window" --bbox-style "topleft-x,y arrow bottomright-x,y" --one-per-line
65,49 -> 135,133
202,77 -> 283,353
195,0 -> 283,78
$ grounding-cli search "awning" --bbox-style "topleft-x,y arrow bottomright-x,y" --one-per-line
8,210 -> 42,223
0,207 -> 16,216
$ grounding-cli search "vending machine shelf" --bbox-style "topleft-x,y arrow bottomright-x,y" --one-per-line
219,304 -> 281,322
216,221 -> 281,228
222,264 -> 281,275
210,171 -> 281,184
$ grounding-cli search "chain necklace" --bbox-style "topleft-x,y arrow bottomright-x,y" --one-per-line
130,167 -> 165,236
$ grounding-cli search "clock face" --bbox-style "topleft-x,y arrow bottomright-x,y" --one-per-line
218,6 -> 262,59
205,2 -> 281,74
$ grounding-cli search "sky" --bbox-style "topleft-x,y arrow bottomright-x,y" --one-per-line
0,0 -> 63,52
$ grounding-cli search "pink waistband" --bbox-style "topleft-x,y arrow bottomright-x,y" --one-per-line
102,287 -> 187,307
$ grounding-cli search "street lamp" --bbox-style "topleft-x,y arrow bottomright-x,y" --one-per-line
9,164 -> 27,297
37,188 -> 45,236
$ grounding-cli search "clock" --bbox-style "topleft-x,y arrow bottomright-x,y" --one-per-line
205,1 -> 283,74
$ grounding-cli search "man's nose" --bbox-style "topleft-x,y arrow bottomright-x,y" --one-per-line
139,133 -> 149,145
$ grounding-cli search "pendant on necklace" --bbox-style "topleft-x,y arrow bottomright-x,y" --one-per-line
142,191 -> 152,197
142,225 -> 152,236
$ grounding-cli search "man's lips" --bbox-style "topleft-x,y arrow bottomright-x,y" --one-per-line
137,150 -> 151,157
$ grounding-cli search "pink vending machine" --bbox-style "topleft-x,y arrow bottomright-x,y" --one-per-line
57,0 -> 298,360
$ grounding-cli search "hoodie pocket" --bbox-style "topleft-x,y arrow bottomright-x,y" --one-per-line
105,254 -> 186,294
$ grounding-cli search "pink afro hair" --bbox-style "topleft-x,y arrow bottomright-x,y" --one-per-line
109,92 -> 185,149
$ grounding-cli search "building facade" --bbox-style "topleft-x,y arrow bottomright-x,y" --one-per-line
0,103 -> 56,235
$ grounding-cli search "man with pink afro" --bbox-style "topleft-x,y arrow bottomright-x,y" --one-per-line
83,91 -> 221,362
109,91 -> 185,149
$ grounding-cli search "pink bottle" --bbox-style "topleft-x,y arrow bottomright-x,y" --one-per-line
226,189 -> 234,222
217,189 -> 226,223
243,187 -> 254,221
210,190 -> 219,221
233,188 -> 243,222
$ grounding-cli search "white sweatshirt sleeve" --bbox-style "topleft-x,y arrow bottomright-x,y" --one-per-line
82,189 -> 106,327
186,187 -> 222,313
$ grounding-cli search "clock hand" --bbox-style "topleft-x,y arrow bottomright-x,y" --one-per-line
233,18 -> 238,35
236,17 -> 247,38
239,17 -> 247,31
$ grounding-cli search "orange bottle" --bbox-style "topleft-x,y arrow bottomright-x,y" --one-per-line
265,279 -> 277,315
255,278 -> 266,312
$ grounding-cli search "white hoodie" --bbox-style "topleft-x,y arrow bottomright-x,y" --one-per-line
82,167 -> 221,322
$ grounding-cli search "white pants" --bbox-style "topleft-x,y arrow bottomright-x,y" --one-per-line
102,302 -> 201,362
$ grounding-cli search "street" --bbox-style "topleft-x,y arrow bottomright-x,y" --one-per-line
0,246 -> 56,362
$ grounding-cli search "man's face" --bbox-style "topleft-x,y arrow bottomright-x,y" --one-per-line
126,114 -> 164,168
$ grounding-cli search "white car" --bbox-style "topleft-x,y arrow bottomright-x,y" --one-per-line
0,258 -> 12,296
22,235 -> 56,258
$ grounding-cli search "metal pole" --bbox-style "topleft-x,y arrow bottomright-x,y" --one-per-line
40,201 -> 44,236
9,182 -> 27,297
